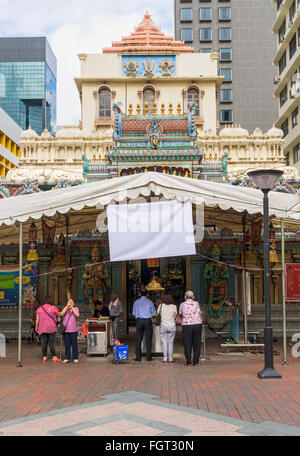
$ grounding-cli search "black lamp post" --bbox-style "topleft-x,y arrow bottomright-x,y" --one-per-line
247,169 -> 283,379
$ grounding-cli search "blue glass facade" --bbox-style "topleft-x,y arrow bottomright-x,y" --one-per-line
0,38 -> 57,136
45,64 -> 56,133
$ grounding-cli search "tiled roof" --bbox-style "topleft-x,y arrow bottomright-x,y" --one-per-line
102,12 -> 194,54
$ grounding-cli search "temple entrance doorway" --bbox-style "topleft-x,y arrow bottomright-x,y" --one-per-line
126,256 -> 186,327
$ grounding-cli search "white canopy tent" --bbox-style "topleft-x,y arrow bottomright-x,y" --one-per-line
0,172 -> 299,366
0,172 -> 299,237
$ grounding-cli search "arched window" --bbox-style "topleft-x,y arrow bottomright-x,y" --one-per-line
187,88 -> 199,116
143,88 -> 155,115
99,89 -> 111,118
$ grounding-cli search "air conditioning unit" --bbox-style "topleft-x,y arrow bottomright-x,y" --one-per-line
279,35 -> 285,42
288,20 -> 294,27
274,77 -> 281,84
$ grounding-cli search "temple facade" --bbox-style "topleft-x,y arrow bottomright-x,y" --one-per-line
2,12 -> 296,188
0,13 -> 300,339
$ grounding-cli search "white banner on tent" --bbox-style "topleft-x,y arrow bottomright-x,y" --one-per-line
107,200 -> 196,262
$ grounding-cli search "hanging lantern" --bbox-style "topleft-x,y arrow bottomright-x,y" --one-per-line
27,222 -> 39,261
269,223 -> 278,263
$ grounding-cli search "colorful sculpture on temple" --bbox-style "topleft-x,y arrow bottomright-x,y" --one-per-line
159,58 -> 174,77
56,233 -> 66,264
204,245 -> 229,327
143,57 -> 155,78
83,246 -> 109,315
149,120 -> 161,149
269,223 -> 278,263
124,59 -> 139,77
113,102 -> 123,139
222,151 -> 228,176
187,102 -> 197,137
42,218 -> 56,249
251,218 -> 262,246
82,153 -> 91,178
27,222 -> 38,261
23,283 -> 37,308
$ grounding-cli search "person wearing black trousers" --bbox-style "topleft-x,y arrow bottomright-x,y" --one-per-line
133,289 -> 156,361
178,290 -> 203,366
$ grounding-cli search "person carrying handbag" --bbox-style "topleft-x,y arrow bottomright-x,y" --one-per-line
59,298 -> 80,364
178,290 -> 203,366
158,294 -> 177,363
35,297 -> 61,363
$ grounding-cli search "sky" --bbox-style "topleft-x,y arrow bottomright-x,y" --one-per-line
0,0 -> 174,127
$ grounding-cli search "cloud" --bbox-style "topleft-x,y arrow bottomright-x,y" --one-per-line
0,0 -> 173,126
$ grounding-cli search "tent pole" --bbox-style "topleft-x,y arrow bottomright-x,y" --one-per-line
281,218 -> 288,365
242,214 -> 248,344
65,215 -> 70,301
17,222 -> 23,368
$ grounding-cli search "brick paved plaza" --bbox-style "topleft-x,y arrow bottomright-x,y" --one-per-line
0,331 -> 300,437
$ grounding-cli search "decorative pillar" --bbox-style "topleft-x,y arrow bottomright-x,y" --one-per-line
253,274 -> 260,304
72,250 -> 86,307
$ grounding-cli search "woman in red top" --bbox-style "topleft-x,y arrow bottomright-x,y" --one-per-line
36,297 -> 61,363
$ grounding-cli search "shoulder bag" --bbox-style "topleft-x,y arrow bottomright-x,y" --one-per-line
57,311 -> 72,336
40,305 -> 59,331
154,304 -> 163,326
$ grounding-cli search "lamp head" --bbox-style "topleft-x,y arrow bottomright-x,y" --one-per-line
247,169 -> 283,191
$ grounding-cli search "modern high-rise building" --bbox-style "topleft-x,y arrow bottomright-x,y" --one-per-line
272,0 -> 300,171
174,0 -> 278,133
0,37 -> 57,136
0,107 -> 21,178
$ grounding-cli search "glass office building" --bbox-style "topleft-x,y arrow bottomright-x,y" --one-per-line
0,37 -> 57,135
174,0 -> 278,133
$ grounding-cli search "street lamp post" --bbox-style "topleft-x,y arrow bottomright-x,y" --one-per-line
247,169 -> 283,379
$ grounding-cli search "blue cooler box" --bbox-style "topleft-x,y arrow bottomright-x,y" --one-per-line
113,345 -> 128,360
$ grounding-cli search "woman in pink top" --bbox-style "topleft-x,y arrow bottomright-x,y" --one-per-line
59,298 -> 80,364
36,297 -> 61,363
179,290 -> 203,366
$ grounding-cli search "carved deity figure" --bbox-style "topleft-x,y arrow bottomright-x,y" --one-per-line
159,58 -> 174,77
150,125 -> 160,148
56,233 -> 66,265
23,283 -> 36,307
222,151 -> 228,175
82,153 -> 90,177
83,246 -> 109,315
124,59 -> 139,77
204,245 -> 229,319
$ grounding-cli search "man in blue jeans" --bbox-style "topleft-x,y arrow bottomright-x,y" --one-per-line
133,289 -> 156,361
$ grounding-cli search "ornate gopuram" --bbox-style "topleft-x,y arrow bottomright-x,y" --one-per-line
0,12 -> 300,339
100,103 -> 203,180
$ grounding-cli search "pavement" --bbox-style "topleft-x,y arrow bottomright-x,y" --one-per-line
1,331 -> 300,437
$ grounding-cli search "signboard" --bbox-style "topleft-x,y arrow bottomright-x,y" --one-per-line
0,263 -> 38,309
107,200 -> 196,262
286,263 -> 300,302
